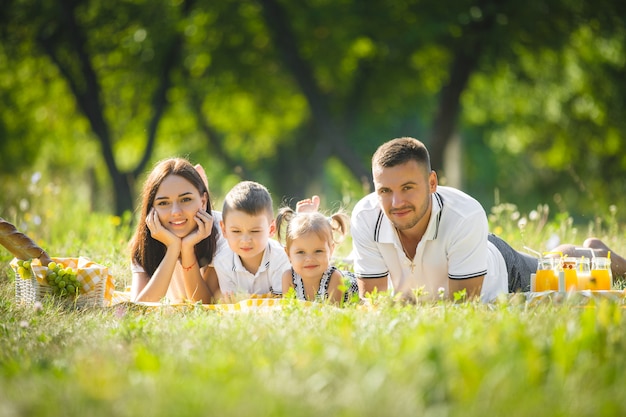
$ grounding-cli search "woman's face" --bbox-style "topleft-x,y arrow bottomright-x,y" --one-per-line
152,174 -> 207,238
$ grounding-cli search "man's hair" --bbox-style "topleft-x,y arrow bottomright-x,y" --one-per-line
222,181 -> 274,219
372,137 -> 431,171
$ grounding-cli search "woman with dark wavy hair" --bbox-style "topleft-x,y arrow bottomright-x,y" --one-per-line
129,158 -> 223,303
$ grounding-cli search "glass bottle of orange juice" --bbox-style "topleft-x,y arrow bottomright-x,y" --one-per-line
560,257 -> 579,292
534,258 -> 558,292
590,257 -> 612,290
575,257 -> 592,290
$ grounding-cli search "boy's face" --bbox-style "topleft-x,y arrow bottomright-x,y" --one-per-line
220,210 -> 276,263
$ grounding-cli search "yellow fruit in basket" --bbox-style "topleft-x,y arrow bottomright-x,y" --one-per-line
43,261 -> 81,296
15,259 -> 35,279
17,266 -> 29,279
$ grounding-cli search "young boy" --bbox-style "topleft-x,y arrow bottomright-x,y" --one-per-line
214,181 -> 290,299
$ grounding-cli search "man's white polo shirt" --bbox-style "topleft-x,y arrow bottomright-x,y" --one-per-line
351,186 -> 507,302
214,238 -> 290,296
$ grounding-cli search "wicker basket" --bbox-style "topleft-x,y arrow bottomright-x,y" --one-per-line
12,257 -> 112,308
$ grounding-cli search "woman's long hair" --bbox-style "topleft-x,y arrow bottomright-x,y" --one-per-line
129,158 -> 218,277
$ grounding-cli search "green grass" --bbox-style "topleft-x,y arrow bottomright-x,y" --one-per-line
2,190 -> 626,416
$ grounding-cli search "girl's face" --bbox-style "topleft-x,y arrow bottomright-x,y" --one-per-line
152,174 -> 207,238
286,231 -> 333,280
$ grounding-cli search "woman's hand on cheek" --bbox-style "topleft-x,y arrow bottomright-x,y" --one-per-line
146,209 -> 180,246
182,209 -> 213,247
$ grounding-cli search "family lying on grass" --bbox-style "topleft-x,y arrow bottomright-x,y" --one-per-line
129,137 -> 626,305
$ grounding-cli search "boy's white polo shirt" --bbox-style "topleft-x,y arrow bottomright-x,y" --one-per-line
214,238 -> 290,296
351,186 -> 507,302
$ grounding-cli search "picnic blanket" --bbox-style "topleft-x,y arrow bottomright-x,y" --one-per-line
111,290 -> 314,311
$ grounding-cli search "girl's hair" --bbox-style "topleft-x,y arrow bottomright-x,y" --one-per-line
276,208 -> 350,252
129,158 -> 218,277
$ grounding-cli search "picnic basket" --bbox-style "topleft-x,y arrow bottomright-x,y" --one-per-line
11,256 -> 115,308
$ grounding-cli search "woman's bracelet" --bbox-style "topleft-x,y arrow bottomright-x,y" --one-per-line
182,260 -> 197,272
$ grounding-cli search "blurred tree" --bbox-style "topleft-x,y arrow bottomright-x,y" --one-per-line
1,0 -> 195,215
1,0 -> 625,221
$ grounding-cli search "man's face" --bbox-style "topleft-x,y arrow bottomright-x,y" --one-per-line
373,160 -> 437,232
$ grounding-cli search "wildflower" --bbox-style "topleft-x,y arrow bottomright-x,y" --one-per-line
529,210 -> 539,221
518,217 -> 527,229
438,287 -> 445,300
34,301 -> 43,313
31,172 -> 42,184
19,320 -> 29,328
114,305 -> 127,319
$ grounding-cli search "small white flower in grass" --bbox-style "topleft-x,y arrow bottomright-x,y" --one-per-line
34,301 -> 43,313
529,210 -> 539,221
518,217 -> 527,229
31,172 -> 42,184
438,287 -> 445,300
19,320 -> 29,328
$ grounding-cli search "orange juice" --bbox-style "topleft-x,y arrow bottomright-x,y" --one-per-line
563,269 -> 578,291
590,269 -> 612,290
577,272 -> 593,290
535,269 -> 557,291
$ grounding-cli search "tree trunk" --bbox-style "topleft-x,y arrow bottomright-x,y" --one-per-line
429,3 -> 496,175
258,0 -> 369,199
38,0 -> 193,216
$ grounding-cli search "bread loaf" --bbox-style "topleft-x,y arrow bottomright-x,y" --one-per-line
0,217 -> 52,265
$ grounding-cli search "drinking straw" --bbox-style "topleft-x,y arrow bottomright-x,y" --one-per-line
523,246 -> 542,258
576,247 -> 596,260
580,256 -> 584,272
543,251 -> 563,258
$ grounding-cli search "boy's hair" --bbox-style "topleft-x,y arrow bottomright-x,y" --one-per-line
222,181 -> 274,220
276,208 -> 349,252
372,137 -> 432,172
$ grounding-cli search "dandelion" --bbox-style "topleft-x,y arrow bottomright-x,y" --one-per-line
518,217 -> 527,229
114,305 -> 127,319
529,210 -> 539,221
31,172 -> 42,184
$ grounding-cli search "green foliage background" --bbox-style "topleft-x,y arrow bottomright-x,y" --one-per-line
1,0 -> 625,225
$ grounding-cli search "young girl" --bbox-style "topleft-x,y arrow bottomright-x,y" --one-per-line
129,158 -> 223,303
276,208 -> 358,304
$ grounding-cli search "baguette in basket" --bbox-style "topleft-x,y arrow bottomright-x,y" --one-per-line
0,217 -> 52,265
